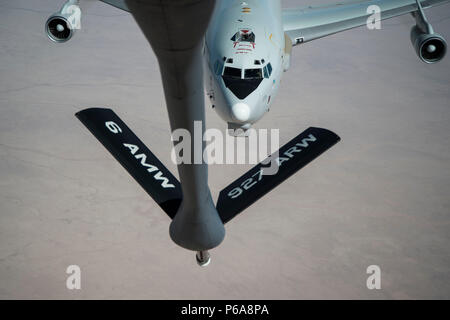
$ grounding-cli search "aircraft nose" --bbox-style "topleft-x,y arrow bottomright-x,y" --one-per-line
231,103 -> 250,122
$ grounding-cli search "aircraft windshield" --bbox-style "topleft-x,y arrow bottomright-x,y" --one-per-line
244,68 -> 263,79
223,67 -> 242,79
222,67 -> 263,100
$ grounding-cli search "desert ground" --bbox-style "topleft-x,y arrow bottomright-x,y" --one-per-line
0,0 -> 449,299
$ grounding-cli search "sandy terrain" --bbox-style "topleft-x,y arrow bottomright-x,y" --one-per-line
0,0 -> 449,299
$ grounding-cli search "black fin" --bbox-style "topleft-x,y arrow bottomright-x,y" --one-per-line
76,108 -> 182,219
216,127 -> 340,223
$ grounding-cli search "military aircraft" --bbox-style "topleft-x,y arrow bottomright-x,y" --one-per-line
46,0 -> 448,266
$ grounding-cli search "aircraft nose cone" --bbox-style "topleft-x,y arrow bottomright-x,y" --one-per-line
231,103 -> 250,122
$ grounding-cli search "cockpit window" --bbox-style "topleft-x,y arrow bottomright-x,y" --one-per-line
263,63 -> 273,78
231,29 -> 255,43
223,68 -> 263,100
223,67 -> 242,79
244,68 -> 263,79
214,60 -> 223,76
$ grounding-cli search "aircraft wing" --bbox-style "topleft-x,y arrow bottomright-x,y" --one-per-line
283,0 -> 450,45
99,0 -> 129,12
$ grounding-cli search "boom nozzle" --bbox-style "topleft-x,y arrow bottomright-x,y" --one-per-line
196,250 -> 211,267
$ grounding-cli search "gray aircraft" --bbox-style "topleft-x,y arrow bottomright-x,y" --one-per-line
46,0 -> 449,266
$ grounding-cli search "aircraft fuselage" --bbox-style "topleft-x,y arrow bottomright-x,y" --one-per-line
204,0 -> 288,133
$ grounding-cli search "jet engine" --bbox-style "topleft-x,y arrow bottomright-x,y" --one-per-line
45,0 -> 81,43
410,2 -> 447,64
411,26 -> 447,64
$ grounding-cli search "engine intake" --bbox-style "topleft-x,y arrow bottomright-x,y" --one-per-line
411,26 -> 447,64
46,14 -> 74,43
45,0 -> 81,43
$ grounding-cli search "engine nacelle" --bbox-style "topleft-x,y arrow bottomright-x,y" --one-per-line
45,0 -> 81,43
46,14 -> 75,43
410,26 -> 447,64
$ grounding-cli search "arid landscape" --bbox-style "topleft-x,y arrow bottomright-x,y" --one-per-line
0,0 -> 449,299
